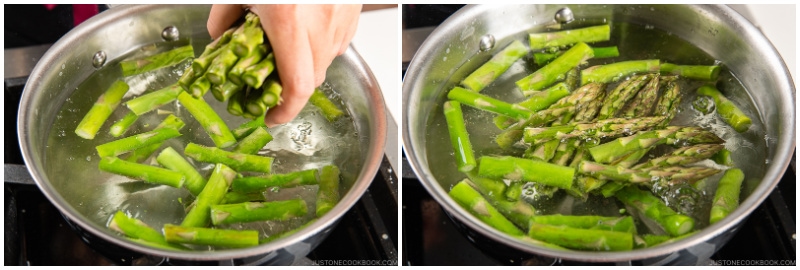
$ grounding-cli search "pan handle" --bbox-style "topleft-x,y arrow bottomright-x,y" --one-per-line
4,164 -> 36,185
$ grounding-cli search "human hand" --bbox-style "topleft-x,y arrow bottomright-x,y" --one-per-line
208,4 -> 361,127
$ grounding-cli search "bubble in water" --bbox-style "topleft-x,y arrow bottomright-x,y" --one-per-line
86,156 -> 92,161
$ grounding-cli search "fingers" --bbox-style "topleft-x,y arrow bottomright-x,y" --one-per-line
207,4 -> 244,38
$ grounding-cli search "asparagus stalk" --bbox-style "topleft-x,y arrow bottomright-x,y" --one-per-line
493,82 -> 570,129
316,165 -> 341,217
75,80 -> 130,139
189,76 -> 212,98
449,180 -> 524,236
477,156 -> 575,189
631,144 -> 724,170
180,163 -> 237,227
530,214 -> 636,233
184,143 -> 274,173
711,148 -> 734,166
125,114 -> 185,163
660,63 -> 720,81
466,176 -> 535,229
709,168 -> 745,224
231,12 -> 266,57
232,127 -> 273,155
109,111 -> 139,137
231,169 -> 319,193
205,47 -> 239,85
533,46 -> 619,66
228,44 -> 268,86
222,191 -> 265,204
125,84 -> 183,115
227,91 -> 246,116
244,87 -> 268,116
653,80 -> 682,127
581,59 -> 660,85
696,85 -> 752,133
504,181 -> 524,201
120,44 -> 195,77
156,147 -> 207,196
523,116 -> 665,145
243,53 -> 276,89
260,79 -> 284,108
96,127 -> 181,158
309,88 -> 345,122
588,126 -> 724,164
461,40 -> 529,92
98,156 -> 185,188
528,24 -> 611,51
211,199 -> 308,225
516,42 -> 594,94
108,211 -> 187,250
564,67 -> 581,91
177,65 -> 201,92
525,139 -> 559,162
443,101 -> 478,172
192,44 -> 225,75
164,224 -> 258,248
578,160 -> 720,185
211,80 -> 244,102
177,91 -> 237,148
619,74 -> 661,118
528,223 -> 633,251
615,186 -> 695,237
596,74 -> 654,120
232,114 -> 266,140
200,27 -> 236,58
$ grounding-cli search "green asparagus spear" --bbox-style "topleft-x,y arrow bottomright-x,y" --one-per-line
120,44 -> 194,77
232,114 -> 266,140
528,24 -> 611,51
109,111 -> 139,137
222,191 -> 265,204
98,156 -> 185,188
523,116 -> 665,145
108,211 -> 187,250
465,176 -> 535,229
156,147 -> 207,196
619,74 -> 661,118
206,47 -> 239,85
581,60 -> 660,85
211,80 -> 244,102
653,80 -> 682,127
260,79 -> 284,108
578,160 -> 720,185
711,148 -> 734,166
192,44 -> 225,75
525,139 -> 560,162
449,180 -> 524,236
227,90 -> 246,116
211,199 -> 308,225
477,156 -> 575,189
75,80 -> 130,139
533,46 -> 619,66
443,101 -> 477,172
232,127 -> 273,155
316,165 -> 341,217
125,84 -> 183,115
631,144 -> 724,170
177,92 -> 237,148
696,85 -> 752,133
181,163 -> 237,228
660,63 -> 720,81
588,126 -> 724,163
516,42 -> 594,94
596,74 -> 654,120
231,169 -> 319,193
309,88 -> 345,122
615,186 -> 695,236
504,181 -> 524,202
243,53 -> 276,89
96,127 -> 181,158
184,143 -> 274,173
189,76 -> 212,98
530,214 -> 636,233
164,224 -> 258,248
201,27 -> 236,57
125,114 -> 185,163
710,168 -> 744,224
528,223 -> 633,251
493,82 -> 570,129
461,40 -> 529,92
231,12 -> 266,57
244,87 -> 268,116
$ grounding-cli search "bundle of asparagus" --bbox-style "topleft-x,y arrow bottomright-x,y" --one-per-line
442,23 -> 752,251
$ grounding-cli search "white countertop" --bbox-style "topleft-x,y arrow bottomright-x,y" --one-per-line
735,4 -> 796,81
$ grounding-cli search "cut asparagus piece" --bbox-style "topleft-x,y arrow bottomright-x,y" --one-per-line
523,116 -> 665,145
711,148 -> 734,166
466,176 -> 535,229
660,63 -> 720,81
615,186 -> 695,236
244,87 -> 267,116
260,78 -> 284,108
125,114 -> 186,163
177,65 -> 200,92
316,165 -> 341,217
120,44 -> 194,77
75,80 -> 130,139
126,84 -> 183,115
211,199 -> 308,225
528,223 -> 633,251
578,160 -> 720,184
528,24 -> 611,51
177,91 -> 237,148
192,44 -> 225,75
231,12 -> 266,57
164,224 -> 258,248
449,180 -> 524,236
581,59 -> 660,85
184,143 -> 274,173
96,127 -> 181,158
232,127 -> 273,155
530,214 -> 636,233
189,75 -> 212,98
588,126 -> 724,164
619,74 -> 661,118
227,90 -> 246,116
108,211 -> 187,250
696,85 -> 752,133
309,88 -> 345,122
109,111 -> 139,137
461,40 -> 529,92
98,157 -> 185,188
231,169 -> 319,193
477,156 -> 575,189
533,46 -> 619,66
503,181 -> 524,201
653,80 -> 682,127
493,82 -> 571,129
516,42 -> 594,94
243,53 -> 276,89
156,147 -> 207,196
596,74 -> 654,120
443,101 -> 477,172
180,163 -> 237,227
222,191 -> 265,204
206,47 -> 239,85
232,114 -> 266,140
709,168 -> 744,224
211,80 -> 244,102
631,144 -> 724,170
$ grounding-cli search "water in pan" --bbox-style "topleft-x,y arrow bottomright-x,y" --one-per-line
424,22 -> 767,237
42,40 -> 362,250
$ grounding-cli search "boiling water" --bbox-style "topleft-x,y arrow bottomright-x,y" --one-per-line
425,22 -> 768,234
43,41 -> 362,249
